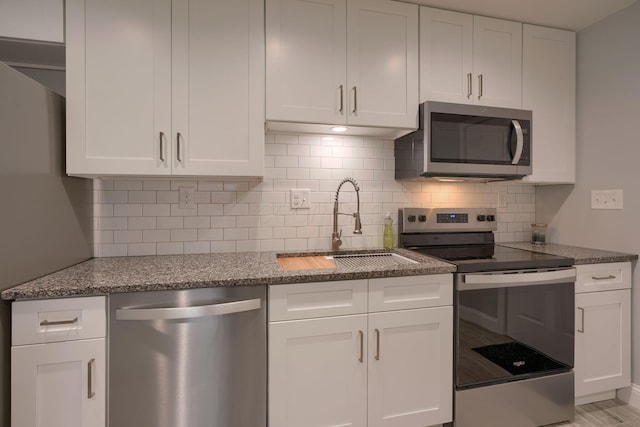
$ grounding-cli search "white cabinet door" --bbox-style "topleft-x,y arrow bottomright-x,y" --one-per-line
67,0 -> 263,177
522,25 -> 576,184
66,0 -> 172,176
575,290 -> 631,398
420,9 -> 521,108
172,0 -> 264,176
473,16 -> 522,108
11,338 -> 106,427
420,7 -> 473,104
269,315 -> 368,427
346,0 -> 418,129
0,0 -> 63,42
266,0 -> 347,124
368,307 -> 453,427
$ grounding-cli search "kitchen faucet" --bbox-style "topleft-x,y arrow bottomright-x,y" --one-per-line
332,177 -> 362,251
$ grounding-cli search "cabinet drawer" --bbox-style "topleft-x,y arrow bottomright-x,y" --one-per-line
369,274 -> 453,312
12,296 -> 106,346
575,262 -> 631,294
269,280 -> 368,321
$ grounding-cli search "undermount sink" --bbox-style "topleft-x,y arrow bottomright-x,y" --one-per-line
277,251 -> 417,271
326,252 -> 417,269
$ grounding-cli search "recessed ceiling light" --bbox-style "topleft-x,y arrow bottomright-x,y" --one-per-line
331,126 -> 348,133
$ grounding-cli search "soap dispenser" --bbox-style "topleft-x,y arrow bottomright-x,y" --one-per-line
383,212 -> 394,249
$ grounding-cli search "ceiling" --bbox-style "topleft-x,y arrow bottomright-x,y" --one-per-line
412,0 -> 638,31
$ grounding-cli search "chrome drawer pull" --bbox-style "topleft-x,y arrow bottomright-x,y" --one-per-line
358,330 -> 364,363
88,358 -> 96,398
374,328 -> 380,361
40,317 -> 78,326
592,275 -> 616,280
577,307 -> 585,333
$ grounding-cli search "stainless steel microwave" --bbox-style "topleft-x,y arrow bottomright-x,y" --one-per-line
394,101 -> 532,181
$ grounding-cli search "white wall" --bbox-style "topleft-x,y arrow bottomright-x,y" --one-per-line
93,133 -> 537,257
536,2 -> 640,382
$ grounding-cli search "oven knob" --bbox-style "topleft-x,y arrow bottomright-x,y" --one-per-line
487,215 -> 496,222
408,215 -> 417,222
418,215 -> 427,222
477,215 -> 486,222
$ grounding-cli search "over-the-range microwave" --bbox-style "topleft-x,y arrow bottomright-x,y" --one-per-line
394,101 -> 532,181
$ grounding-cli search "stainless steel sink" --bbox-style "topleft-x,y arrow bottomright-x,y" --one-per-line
325,252 -> 417,269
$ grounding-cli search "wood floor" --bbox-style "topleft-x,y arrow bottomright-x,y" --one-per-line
550,399 -> 640,426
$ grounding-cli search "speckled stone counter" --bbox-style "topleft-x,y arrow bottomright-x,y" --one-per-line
0,248 -> 455,301
498,242 -> 638,265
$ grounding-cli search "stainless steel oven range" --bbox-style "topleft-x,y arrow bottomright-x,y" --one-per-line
399,207 -> 576,427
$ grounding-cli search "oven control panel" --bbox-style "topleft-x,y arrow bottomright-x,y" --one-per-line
400,207 -> 497,233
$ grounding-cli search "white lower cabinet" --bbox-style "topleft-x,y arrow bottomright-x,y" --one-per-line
574,263 -> 631,403
11,339 -> 106,427
269,275 -> 453,427
368,307 -> 452,427
11,296 -> 106,427
269,315 -> 368,427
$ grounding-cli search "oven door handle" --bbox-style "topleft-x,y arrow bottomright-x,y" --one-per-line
459,268 -> 575,290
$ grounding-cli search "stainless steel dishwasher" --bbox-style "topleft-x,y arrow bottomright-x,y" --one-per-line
109,285 -> 266,427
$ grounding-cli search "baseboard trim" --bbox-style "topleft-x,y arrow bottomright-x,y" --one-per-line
617,384 -> 640,410
576,390 -> 616,405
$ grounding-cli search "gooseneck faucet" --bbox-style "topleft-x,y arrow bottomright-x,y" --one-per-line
332,177 -> 362,251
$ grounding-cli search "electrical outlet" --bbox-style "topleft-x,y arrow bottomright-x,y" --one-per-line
591,189 -> 623,210
179,186 -> 196,209
290,189 -> 310,209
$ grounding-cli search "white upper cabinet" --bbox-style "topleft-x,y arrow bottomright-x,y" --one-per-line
266,0 -> 347,124
0,0 -> 63,43
522,25 -> 576,184
420,7 -> 522,108
66,0 -> 264,177
266,0 -> 418,130
420,8 -> 473,104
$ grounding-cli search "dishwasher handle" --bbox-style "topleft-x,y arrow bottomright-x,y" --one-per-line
115,298 -> 261,321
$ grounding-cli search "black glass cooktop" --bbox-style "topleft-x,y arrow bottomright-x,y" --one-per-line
411,244 -> 574,273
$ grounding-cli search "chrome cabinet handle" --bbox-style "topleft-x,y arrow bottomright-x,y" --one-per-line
116,298 -> 261,321
577,307 -> 585,333
511,120 -> 524,165
352,86 -> 357,113
339,85 -> 344,113
592,275 -> 616,281
159,132 -> 166,162
177,132 -> 183,163
40,317 -> 78,326
358,330 -> 364,363
478,74 -> 483,99
87,358 -> 96,399
374,328 -> 380,361
467,73 -> 472,98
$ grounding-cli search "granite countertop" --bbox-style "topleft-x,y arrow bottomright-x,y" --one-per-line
499,242 -> 638,265
0,248 -> 455,301
3,243 -> 636,301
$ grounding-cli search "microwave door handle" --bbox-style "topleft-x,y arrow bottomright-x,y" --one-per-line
511,119 -> 524,165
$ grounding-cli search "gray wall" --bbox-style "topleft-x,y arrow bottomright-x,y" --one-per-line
536,2 -> 640,383
0,64 -> 92,427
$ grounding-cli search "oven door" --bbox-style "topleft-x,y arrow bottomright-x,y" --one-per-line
455,267 -> 575,390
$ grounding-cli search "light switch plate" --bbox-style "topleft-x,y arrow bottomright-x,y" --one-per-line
179,186 -> 196,209
591,189 -> 623,209
290,189 -> 310,209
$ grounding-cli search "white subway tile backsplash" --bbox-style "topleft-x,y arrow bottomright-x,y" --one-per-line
92,134 -> 536,256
